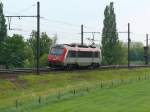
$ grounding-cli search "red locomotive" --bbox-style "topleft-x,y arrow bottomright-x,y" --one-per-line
48,44 -> 101,69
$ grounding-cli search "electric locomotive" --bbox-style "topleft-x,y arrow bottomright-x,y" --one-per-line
48,44 -> 101,68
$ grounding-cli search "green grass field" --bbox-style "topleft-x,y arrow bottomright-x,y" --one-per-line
30,80 -> 150,112
0,68 -> 150,112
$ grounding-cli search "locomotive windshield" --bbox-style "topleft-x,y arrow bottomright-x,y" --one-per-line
50,47 -> 64,56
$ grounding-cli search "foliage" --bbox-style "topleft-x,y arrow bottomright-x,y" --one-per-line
27,30 -> 37,60
114,42 -> 128,64
0,29 -> 55,68
0,2 -> 7,66
39,53 -> 48,67
40,32 -> 53,56
27,31 -> 53,57
23,45 -> 34,67
130,42 -> 144,61
0,34 -> 27,68
0,2 -> 7,42
27,31 -> 55,67
102,2 -> 126,65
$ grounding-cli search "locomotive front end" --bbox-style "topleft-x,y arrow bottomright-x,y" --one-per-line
48,45 -> 66,67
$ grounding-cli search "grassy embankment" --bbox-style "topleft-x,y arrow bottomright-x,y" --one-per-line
0,68 -> 150,111
31,79 -> 150,112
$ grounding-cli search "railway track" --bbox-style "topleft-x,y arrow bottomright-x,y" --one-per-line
0,68 -> 52,74
0,65 -> 149,74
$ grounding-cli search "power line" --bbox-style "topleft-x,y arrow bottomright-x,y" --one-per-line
6,16 -> 37,18
41,17 -> 80,28
40,22 -> 80,31
5,16 -> 37,30
6,4 -> 36,16
15,4 -> 36,15
9,18 -> 80,32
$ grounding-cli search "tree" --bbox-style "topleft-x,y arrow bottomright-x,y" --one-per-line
1,34 -> 27,68
39,53 -> 48,67
40,32 -> 53,56
114,42 -> 128,64
40,32 -> 53,67
101,2 -> 120,65
0,2 -> 7,66
23,44 -> 34,67
27,30 -> 54,67
27,30 -> 37,62
27,31 -> 53,57
0,2 -> 7,42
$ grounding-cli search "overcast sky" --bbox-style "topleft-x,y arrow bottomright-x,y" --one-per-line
1,0 -> 150,45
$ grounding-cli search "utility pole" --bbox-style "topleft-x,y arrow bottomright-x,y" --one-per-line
37,1 -> 40,75
145,34 -> 149,65
146,34 -> 148,48
81,24 -> 83,45
5,2 -> 40,75
128,23 -> 131,68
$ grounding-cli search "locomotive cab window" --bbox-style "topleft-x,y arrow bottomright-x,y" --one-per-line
50,47 -> 64,56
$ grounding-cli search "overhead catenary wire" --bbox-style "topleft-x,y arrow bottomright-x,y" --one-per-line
5,3 -> 37,31
7,18 -> 81,32
6,3 -> 36,16
9,16 -> 81,34
41,17 -> 80,28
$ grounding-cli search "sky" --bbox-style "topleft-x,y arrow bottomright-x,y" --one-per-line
1,0 -> 150,46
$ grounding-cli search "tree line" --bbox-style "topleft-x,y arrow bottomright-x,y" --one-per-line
0,31 -> 57,68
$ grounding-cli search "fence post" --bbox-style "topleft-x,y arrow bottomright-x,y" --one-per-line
138,76 -> 141,80
57,91 -> 61,100
101,81 -> 103,88
145,74 -> 147,80
38,96 -> 41,104
73,89 -> 76,95
15,99 -> 18,108
86,87 -> 89,92
111,80 -> 114,87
